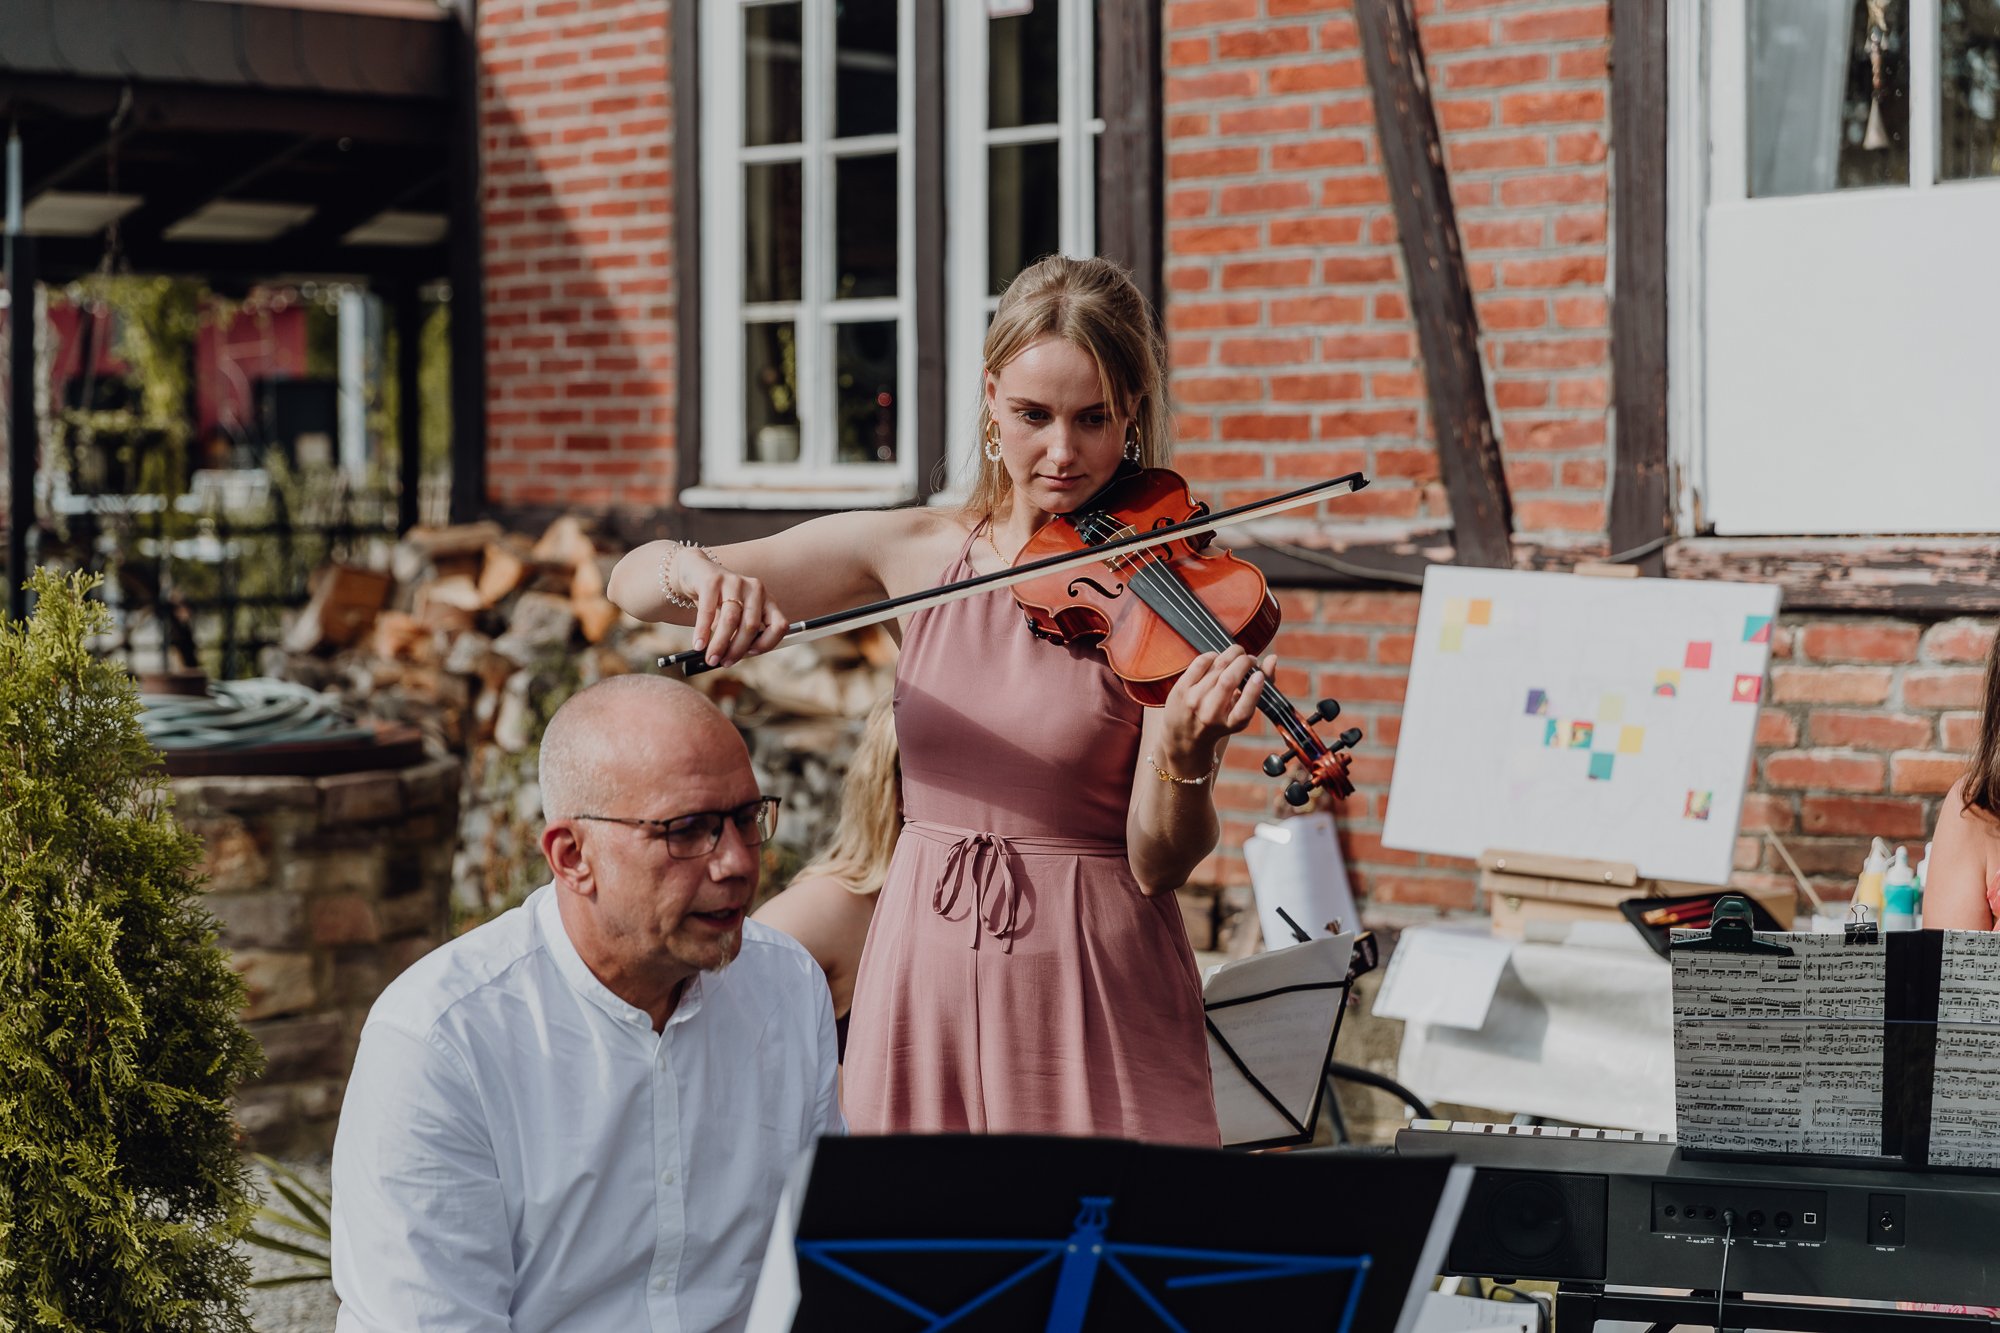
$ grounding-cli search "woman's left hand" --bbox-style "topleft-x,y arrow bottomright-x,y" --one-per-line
1155,644 -> 1273,780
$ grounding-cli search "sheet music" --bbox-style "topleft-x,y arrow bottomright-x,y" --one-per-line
1928,930 -> 2000,1169
1672,933 -> 1885,1156
1203,934 -> 1356,1147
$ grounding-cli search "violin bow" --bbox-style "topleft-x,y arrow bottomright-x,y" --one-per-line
660,472 -> 1369,677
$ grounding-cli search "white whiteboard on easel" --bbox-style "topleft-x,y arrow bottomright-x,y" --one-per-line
1380,567 -> 1780,885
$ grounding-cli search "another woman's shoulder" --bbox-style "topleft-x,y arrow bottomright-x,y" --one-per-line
1942,777 -> 2000,833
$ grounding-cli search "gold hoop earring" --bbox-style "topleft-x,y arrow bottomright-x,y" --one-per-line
1124,424 -> 1143,463
984,420 -> 1004,463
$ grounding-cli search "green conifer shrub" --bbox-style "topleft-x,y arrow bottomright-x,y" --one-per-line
0,570 -> 263,1331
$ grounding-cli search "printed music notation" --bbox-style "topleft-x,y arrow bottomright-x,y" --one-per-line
1929,932 -> 2000,1168
1671,934 -> 1885,1157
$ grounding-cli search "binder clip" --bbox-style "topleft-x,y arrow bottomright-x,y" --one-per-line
1669,893 -> 1794,956
1844,900 -> 1880,946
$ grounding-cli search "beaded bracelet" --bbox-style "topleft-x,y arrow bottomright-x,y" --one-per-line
655,540 -> 714,610
1147,751 -> 1218,787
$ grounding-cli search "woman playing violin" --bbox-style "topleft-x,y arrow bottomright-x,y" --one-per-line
608,255 -> 1269,1145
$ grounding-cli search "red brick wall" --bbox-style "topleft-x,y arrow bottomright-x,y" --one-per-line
1164,0 -> 1611,531
479,0 -> 675,508
1166,0 -> 1617,912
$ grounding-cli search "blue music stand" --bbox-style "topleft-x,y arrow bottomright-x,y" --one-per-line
772,1134 -> 1463,1333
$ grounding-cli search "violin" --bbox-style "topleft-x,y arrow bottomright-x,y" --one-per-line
661,469 -> 1372,806
1006,466 -> 1361,806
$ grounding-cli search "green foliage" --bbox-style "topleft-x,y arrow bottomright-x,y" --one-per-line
0,570 -> 264,1331
241,1157 -> 329,1289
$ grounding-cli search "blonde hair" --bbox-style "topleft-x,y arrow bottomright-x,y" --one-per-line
792,694 -> 902,896
966,255 -> 1172,524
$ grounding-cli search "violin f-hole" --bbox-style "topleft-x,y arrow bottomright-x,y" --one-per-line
1066,575 -> 1125,600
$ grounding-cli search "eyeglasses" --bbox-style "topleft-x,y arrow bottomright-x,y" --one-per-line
572,796 -> 781,860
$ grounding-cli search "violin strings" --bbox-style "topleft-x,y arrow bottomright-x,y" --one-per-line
1071,511 -> 1326,760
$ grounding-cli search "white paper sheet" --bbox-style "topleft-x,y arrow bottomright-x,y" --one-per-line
1414,1290 -> 1540,1333
1373,928 -> 1514,1031
1928,930 -> 2000,1168
1382,566 -> 1779,885
1203,934 -> 1356,1147
1397,937 -> 1676,1132
1672,932 -> 1885,1157
1244,813 -> 1360,946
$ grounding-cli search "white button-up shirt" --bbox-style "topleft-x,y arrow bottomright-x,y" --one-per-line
332,884 -> 841,1333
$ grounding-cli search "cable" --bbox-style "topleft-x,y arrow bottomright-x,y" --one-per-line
1715,1209 -> 1736,1333
1247,530 -> 1677,589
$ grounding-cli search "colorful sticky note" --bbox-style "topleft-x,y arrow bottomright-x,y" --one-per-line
1618,725 -> 1645,755
1546,719 -> 1568,747
1684,790 -> 1713,821
1568,721 -> 1594,750
1685,641 -> 1712,670
1654,669 -> 1680,697
1526,688 -> 1549,716
1732,673 -> 1762,703
1743,616 -> 1772,644
1598,694 -> 1624,724
1589,753 -> 1615,781
1440,623 -> 1465,653
1443,597 -> 1468,625
1467,599 -> 1492,626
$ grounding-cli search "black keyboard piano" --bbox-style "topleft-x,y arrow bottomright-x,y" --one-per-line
1397,1121 -> 2000,1330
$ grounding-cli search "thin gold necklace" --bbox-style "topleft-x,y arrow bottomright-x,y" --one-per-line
984,520 -> 1013,568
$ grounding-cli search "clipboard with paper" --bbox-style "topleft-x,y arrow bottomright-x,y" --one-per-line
1203,932 -> 1359,1150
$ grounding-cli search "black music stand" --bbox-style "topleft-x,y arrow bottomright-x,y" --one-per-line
756,1134 -> 1469,1333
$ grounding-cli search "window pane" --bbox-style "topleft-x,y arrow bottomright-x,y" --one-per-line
835,153 -> 898,299
1747,0 -> 1908,197
988,140 -> 1060,295
990,3 -> 1061,130
836,0 -> 898,139
745,2 -> 803,148
745,322 -> 800,465
834,321 -> 898,464
744,162 -> 803,304
1942,0 -> 2000,180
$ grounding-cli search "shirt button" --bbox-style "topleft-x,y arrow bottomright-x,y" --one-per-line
660,1168 -> 676,1186
652,1275 -> 668,1292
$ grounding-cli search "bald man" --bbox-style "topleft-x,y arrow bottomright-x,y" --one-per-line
331,676 -> 841,1333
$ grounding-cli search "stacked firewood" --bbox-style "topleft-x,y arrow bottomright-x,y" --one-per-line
268,517 -> 895,921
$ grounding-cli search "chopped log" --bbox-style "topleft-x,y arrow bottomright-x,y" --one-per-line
394,521 -> 502,583
370,610 -> 430,662
282,565 -> 395,654
532,514 -> 599,570
575,595 -> 622,645
477,541 -> 529,607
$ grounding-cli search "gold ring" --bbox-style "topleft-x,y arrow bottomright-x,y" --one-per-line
718,597 -> 743,608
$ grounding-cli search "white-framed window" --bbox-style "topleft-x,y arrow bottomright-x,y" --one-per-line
943,0 -> 1106,499
1674,0 -> 2000,536
697,0 -> 917,505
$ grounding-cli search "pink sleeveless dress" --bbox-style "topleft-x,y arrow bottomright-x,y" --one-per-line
841,522 -> 1220,1146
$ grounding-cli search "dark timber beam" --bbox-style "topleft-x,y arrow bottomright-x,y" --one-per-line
5,233 -> 36,620
1097,0 -> 1165,321
444,0 -> 486,524
393,283 -> 425,535
671,0 -> 703,503
912,0 -> 945,497
1355,0 -> 1514,569
1608,0 -> 1671,572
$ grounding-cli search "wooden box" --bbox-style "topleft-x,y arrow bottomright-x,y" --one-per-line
1479,849 -> 1796,939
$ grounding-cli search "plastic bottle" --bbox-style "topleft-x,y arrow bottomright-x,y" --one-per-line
1915,840 -> 1932,929
1883,845 -> 1919,931
1854,837 -> 1890,920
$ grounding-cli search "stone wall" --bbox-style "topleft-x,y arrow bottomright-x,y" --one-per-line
175,756 -> 460,1153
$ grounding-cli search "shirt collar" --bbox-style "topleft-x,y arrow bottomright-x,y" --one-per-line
533,884 -> 707,1031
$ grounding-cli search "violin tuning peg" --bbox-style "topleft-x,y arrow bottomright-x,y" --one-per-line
1330,726 -> 1364,753
1283,780 -> 1312,807
1315,698 -> 1341,722
1262,752 -> 1290,778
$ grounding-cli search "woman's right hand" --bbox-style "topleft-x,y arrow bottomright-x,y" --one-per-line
677,550 -> 790,667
